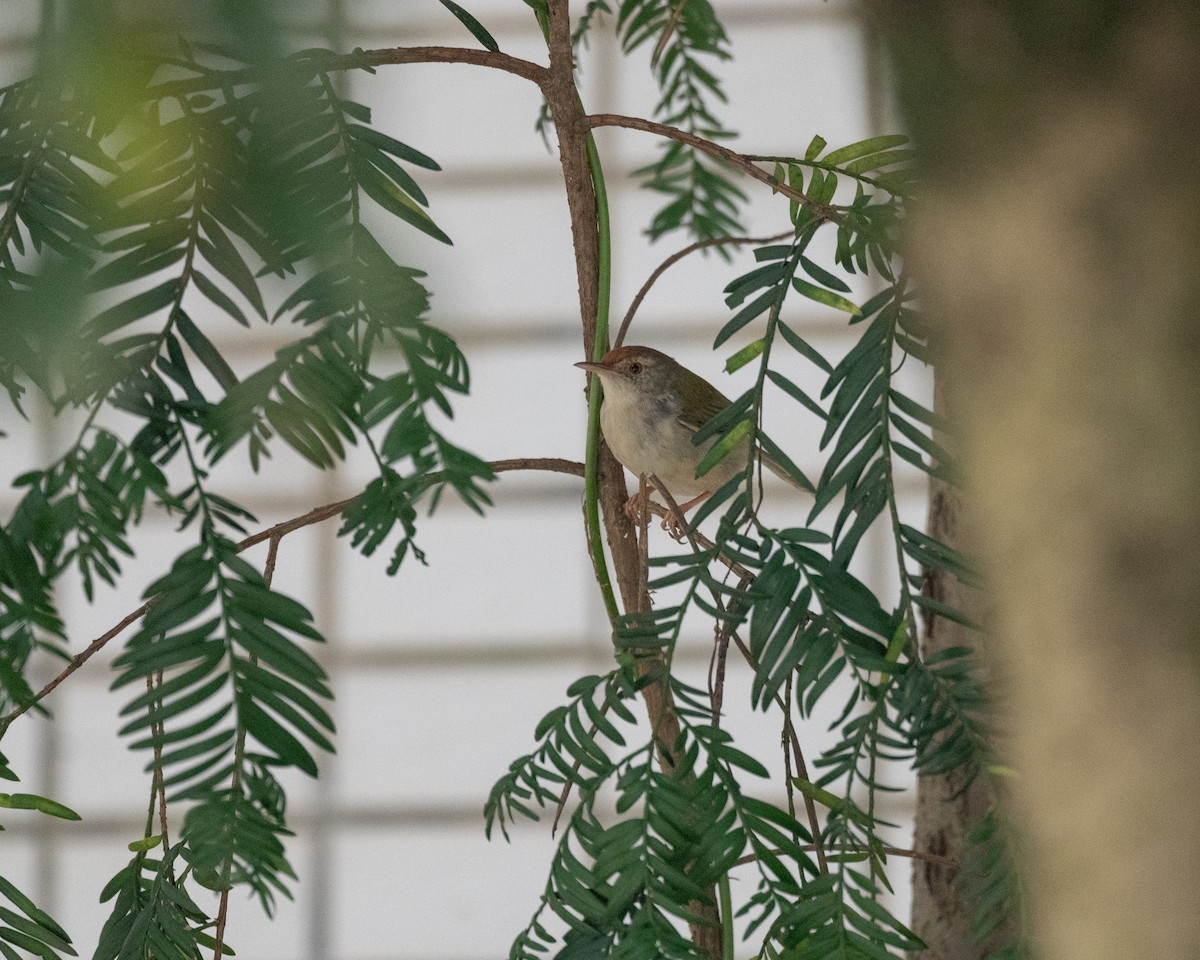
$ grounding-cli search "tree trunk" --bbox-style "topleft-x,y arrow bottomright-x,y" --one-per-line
872,3 -> 1200,959
909,411 -> 1015,959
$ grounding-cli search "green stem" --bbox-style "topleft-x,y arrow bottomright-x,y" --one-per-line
719,872 -> 734,960
582,129 -> 620,625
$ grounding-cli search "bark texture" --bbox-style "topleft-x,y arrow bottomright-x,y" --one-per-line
872,3 -> 1200,959
909,456 -> 1012,959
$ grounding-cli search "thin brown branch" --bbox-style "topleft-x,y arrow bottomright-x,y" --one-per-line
551,695 -> 613,837
645,480 -> 827,877
782,687 -> 828,874
643,477 -> 744,733
343,47 -> 549,87
640,495 -> 829,875
589,113 -> 844,221
148,671 -> 171,851
0,602 -> 150,738
635,473 -> 651,616
149,46 -> 550,101
735,844 -> 956,868
549,474 -> 643,833
0,458 -> 587,734
640,497 -> 754,582
615,230 -> 794,349
237,458 -> 583,553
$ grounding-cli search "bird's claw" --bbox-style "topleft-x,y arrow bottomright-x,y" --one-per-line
660,510 -> 689,542
624,490 -> 651,527
624,492 -> 688,541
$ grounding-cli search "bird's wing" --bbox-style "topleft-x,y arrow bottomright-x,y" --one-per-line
675,379 -> 731,434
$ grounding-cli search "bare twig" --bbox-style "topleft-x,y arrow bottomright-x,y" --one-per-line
735,844 -> 956,869
589,113 -> 844,221
783,679 -> 827,873
0,603 -> 150,737
549,475 -> 642,831
261,532 -> 282,588
344,46 -> 549,87
149,46 -> 551,101
615,230 -> 793,349
636,490 -> 829,876
551,695 -> 613,836
0,458 -> 587,734
147,671 -> 171,850
635,473 -> 651,616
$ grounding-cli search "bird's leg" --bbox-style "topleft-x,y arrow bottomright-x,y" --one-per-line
624,475 -> 652,527
660,491 -> 710,541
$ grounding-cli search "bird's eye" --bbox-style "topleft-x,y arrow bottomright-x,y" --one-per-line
628,362 -> 642,375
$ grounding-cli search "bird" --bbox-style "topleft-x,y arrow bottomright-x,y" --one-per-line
575,345 -> 805,531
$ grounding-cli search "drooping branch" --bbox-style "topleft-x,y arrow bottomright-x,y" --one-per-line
615,230 -> 794,349
735,844 -> 955,868
0,457 -> 586,735
589,113 -> 843,220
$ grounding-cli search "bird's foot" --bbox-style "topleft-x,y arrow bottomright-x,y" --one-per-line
624,489 -> 652,527
661,509 -> 689,542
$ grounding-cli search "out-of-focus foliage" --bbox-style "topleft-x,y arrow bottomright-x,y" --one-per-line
0,8 -> 487,954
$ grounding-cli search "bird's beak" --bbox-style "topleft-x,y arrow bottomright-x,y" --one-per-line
574,360 -> 609,375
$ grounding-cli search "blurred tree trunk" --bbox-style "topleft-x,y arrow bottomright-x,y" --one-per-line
870,3 -> 1200,960
909,390 -> 1014,959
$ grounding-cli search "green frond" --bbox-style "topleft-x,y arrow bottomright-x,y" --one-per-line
0,872 -> 77,960
95,843 -> 211,960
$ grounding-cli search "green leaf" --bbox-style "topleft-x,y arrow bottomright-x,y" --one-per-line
192,269 -> 250,328
0,876 -> 70,943
821,134 -> 909,166
438,0 -> 501,51
889,388 -> 946,431
88,279 -> 181,336
714,288 -> 775,347
348,124 -> 441,172
844,148 -> 917,176
354,160 -> 452,245
777,321 -> 833,373
198,217 -> 267,320
0,793 -> 81,821
758,432 -> 814,493
724,339 -> 763,373
799,255 -> 851,293
912,593 -> 980,630
694,419 -> 751,480
792,277 -> 861,316
173,309 -> 237,390
766,369 -> 826,421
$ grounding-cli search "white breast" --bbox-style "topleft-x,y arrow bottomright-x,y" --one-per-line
599,383 -> 743,497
